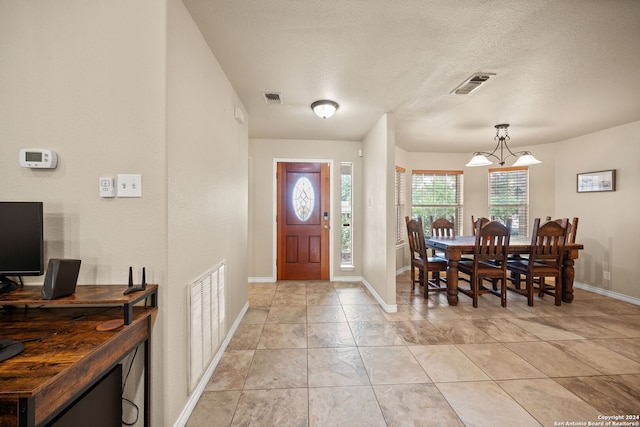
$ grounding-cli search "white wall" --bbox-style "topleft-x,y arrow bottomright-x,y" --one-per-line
248,138 -> 363,280
362,114 -> 396,307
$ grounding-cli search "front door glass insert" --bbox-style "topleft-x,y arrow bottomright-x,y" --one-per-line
292,177 -> 315,221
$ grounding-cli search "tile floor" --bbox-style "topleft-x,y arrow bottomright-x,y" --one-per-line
187,272 -> 640,427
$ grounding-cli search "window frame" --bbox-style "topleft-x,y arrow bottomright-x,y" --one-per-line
395,166 -> 406,245
340,162 -> 354,268
411,170 -> 464,237
488,166 -> 529,236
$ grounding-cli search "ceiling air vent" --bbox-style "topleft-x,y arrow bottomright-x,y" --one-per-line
451,73 -> 496,95
263,92 -> 283,104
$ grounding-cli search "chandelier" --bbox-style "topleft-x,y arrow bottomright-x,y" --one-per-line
466,124 -> 541,167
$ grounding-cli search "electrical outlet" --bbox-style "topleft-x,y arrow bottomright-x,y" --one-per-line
603,271 -> 611,280
117,174 -> 142,198
99,177 -> 115,198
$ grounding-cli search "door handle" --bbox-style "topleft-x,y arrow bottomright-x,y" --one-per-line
324,225 -> 330,230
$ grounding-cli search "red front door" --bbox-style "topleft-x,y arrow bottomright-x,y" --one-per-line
277,162 -> 330,280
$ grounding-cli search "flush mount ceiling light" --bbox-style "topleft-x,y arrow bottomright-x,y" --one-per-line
466,124 -> 542,167
311,100 -> 339,119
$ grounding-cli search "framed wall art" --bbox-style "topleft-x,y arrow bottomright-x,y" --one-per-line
577,169 -> 616,193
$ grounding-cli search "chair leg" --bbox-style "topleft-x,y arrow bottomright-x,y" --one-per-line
526,276 -> 535,307
472,277 -> 478,308
501,277 -> 507,307
410,266 -> 415,290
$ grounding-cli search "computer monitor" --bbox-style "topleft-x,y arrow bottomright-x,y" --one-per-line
0,201 -> 44,292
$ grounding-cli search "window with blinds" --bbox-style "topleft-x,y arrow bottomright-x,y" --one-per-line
488,166 -> 528,236
395,166 -> 406,245
411,170 -> 464,236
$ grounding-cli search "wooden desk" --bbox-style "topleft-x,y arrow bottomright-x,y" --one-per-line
426,236 -> 583,306
0,286 -> 158,426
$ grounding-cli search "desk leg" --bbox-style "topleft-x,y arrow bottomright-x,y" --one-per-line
562,258 -> 575,303
446,259 -> 459,306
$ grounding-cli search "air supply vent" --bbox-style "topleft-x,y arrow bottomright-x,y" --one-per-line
451,73 -> 496,95
263,92 -> 283,104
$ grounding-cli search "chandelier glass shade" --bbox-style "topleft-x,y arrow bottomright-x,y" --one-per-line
466,124 -> 541,167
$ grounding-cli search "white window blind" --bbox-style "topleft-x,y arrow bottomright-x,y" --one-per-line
411,170 -> 464,236
489,166 -> 529,236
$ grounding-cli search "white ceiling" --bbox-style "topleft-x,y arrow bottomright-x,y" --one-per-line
183,0 -> 640,153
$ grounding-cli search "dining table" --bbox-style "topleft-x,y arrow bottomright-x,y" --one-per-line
425,235 -> 584,306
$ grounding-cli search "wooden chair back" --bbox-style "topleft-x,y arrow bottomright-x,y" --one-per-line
471,215 -> 490,236
552,217 -> 579,243
406,218 -> 428,262
529,217 -> 568,269
473,219 -> 512,267
429,216 -> 456,238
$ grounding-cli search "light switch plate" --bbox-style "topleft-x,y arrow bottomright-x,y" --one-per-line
117,174 -> 142,198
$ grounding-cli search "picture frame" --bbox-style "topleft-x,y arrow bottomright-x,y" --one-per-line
577,169 -> 616,193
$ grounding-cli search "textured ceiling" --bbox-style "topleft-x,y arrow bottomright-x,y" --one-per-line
183,0 -> 640,153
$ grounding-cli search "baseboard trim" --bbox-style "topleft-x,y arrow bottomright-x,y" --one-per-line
248,276 -> 276,283
173,301 -> 250,427
574,281 -> 640,306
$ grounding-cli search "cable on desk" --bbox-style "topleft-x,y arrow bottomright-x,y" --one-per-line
122,345 -> 140,426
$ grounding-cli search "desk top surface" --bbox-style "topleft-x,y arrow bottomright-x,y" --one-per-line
0,284 -> 158,306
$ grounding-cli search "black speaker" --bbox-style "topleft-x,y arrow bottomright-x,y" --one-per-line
41,259 -> 81,300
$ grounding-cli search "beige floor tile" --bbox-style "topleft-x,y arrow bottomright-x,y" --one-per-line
582,315 -> 640,337
337,290 -> 377,305
306,292 -> 341,305
243,349 -> 307,389
232,388 -> 308,427
554,374 -> 640,415
409,345 -> 490,382
506,317 -> 586,340
504,341 -> 600,377
457,343 -> 546,380
380,304 -> 425,321
307,322 -> 355,347
308,347 -> 370,387
349,321 -> 405,346
265,305 -> 307,323
473,318 -> 540,342
205,350 -> 254,391
373,383 -> 464,426
549,339 -> 640,374
309,386 -> 386,427
271,292 -> 307,306
227,324 -> 263,350
257,323 -> 307,349
186,390 -> 240,427
240,307 -> 269,325
437,381 -> 542,427
591,337 -> 640,362
497,378 -> 602,426
389,320 -> 453,345
342,304 -> 387,322
359,346 -> 430,384
306,305 -> 347,323
429,318 -> 497,343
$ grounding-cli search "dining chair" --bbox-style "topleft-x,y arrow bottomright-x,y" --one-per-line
554,217 -> 579,243
405,218 -> 448,297
429,216 -> 456,238
470,215 -> 490,236
457,219 -> 512,307
507,217 -> 568,306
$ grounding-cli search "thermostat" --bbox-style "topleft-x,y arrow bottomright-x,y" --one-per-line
20,149 -> 58,169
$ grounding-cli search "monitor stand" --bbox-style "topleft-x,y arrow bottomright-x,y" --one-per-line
0,276 -> 19,294
0,339 -> 24,362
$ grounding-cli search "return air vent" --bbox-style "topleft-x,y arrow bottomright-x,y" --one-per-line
263,92 -> 283,104
451,73 -> 496,95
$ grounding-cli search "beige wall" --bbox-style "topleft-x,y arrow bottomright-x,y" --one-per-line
248,138 -> 363,280
555,121 -> 640,299
1,1 -> 250,426
167,0 -> 248,424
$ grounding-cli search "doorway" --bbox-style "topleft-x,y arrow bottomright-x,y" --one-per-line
276,162 -> 330,280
